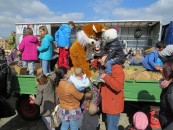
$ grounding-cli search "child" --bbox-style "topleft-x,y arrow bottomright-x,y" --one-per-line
19,28 -> 39,75
29,73 -> 55,130
37,26 -> 53,75
80,85 -> 100,130
55,21 -> 75,69
129,50 -> 144,66
68,67 -> 90,92
36,35 -> 42,45
81,90 -> 99,115
125,111 -> 149,130
96,28 -> 125,81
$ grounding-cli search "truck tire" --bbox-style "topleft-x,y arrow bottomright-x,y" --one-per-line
16,95 -> 40,120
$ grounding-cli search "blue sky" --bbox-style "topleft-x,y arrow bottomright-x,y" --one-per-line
0,0 -> 173,38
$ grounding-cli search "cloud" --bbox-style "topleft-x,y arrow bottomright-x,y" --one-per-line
90,0 -> 122,16
0,0 -> 84,38
92,0 -> 173,24
1,0 -> 173,39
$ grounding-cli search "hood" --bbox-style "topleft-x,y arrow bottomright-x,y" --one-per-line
37,78 -> 51,89
103,28 -> 118,43
25,35 -> 38,43
45,34 -> 54,42
144,47 -> 155,55
144,47 -> 158,55
60,24 -> 70,30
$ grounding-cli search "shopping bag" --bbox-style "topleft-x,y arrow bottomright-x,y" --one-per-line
50,104 -> 61,128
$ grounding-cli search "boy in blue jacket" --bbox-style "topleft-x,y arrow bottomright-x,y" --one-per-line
55,21 -> 75,69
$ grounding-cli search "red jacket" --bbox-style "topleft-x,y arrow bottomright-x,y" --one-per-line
101,64 -> 125,114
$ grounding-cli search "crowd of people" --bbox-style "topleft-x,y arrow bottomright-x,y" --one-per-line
1,21 -> 173,130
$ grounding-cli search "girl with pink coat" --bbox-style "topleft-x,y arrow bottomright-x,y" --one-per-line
19,28 -> 39,75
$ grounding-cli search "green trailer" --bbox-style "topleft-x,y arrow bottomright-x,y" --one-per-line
13,74 -> 161,120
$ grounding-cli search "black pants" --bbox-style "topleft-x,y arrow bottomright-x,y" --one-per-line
50,57 -> 58,71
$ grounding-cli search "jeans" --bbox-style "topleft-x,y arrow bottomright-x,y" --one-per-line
106,114 -> 120,130
42,60 -> 50,74
42,116 -> 55,130
61,120 -> 78,130
105,59 -> 114,75
22,61 -> 34,75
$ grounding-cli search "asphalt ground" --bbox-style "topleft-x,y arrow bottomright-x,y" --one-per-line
0,97 -> 162,130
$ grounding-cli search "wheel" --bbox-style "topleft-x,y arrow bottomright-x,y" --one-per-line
16,95 -> 40,120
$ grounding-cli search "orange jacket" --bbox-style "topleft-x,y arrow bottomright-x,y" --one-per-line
56,79 -> 84,110
101,64 -> 125,114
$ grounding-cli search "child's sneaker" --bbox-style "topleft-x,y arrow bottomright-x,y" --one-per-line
100,78 -> 105,83
45,73 -> 50,76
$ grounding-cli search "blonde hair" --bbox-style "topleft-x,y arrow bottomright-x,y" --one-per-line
35,73 -> 48,85
25,28 -> 33,35
135,50 -> 142,60
39,26 -> 48,35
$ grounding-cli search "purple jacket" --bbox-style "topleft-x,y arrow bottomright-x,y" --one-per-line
19,35 -> 39,61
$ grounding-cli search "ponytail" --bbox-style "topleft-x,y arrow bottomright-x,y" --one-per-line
54,67 -> 67,85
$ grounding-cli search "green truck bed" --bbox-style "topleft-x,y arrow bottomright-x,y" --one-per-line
124,80 -> 161,102
14,75 -> 161,103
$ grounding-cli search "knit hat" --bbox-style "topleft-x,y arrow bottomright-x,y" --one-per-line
133,112 -> 148,130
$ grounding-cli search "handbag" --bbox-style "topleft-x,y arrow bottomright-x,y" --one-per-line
50,91 -> 61,128
50,104 -> 61,128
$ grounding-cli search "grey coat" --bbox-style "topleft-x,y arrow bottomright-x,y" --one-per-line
34,78 -> 55,117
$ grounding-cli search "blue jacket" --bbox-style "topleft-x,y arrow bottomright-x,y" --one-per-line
142,48 -> 158,71
38,34 -> 53,60
55,24 -> 72,47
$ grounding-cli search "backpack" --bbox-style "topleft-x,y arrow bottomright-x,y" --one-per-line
8,36 -> 15,44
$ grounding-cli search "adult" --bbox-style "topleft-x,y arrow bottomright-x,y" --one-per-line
0,46 -> 5,60
94,49 -> 125,130
55,21 -> 75,69
156,42 -> 173,62
159,59 -> 173,130
55,67 -> 84,130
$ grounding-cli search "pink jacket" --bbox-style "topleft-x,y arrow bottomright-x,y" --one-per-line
19,35 -> 39,61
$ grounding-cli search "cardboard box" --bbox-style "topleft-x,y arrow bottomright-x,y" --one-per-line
36,68 -> 42,75
14,65 -> 27,75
